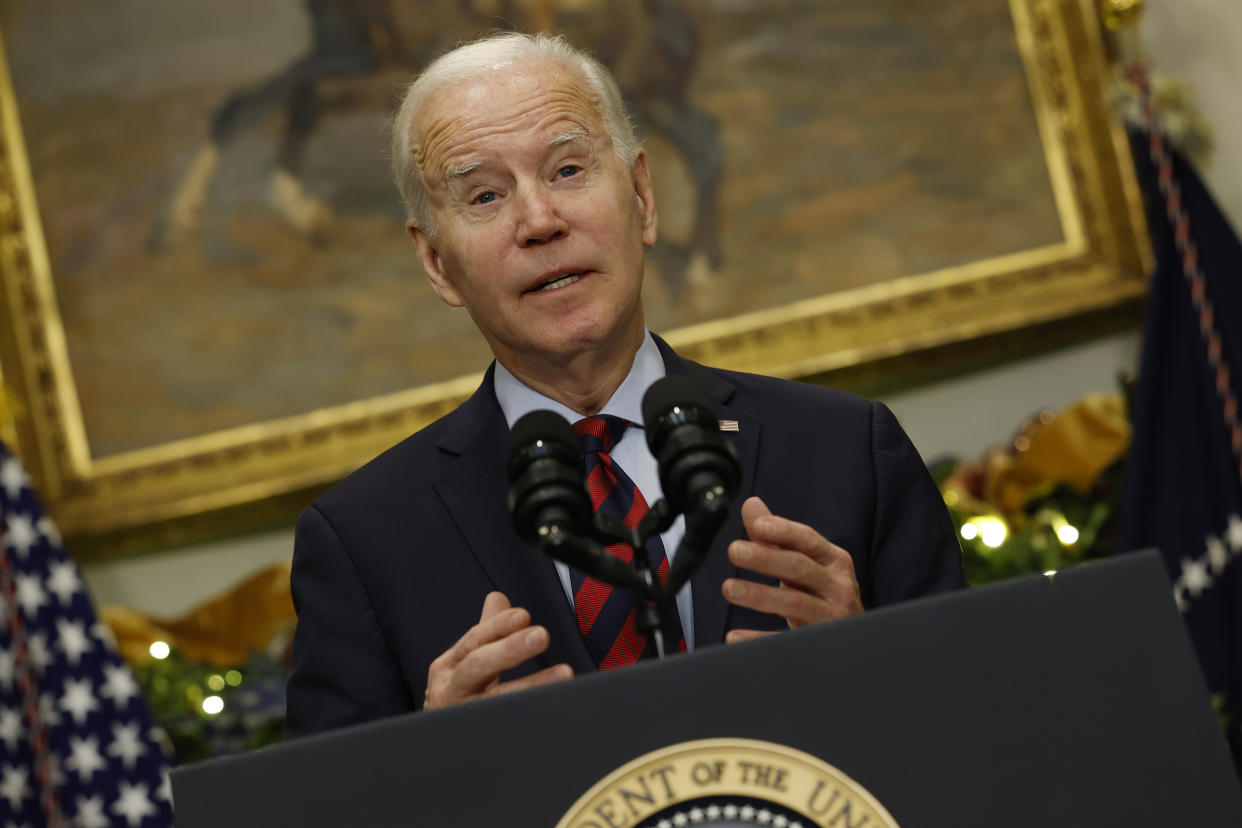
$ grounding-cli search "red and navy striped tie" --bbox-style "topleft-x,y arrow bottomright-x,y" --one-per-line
572,415 -> 686,670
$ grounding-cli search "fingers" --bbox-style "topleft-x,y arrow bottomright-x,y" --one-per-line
426,592 -> 565,710
436,593 -> 528,673
478,590 -> 511,623
733,497 -> 857,595
722,575 -> 857,625
489,663 -> 574,697
729,539 -> 852,593
740,495 -> 773,524
448,623 -> 551,696
742,496 -> 838,567
724,629 -> 776,645
725,497 -> 864,626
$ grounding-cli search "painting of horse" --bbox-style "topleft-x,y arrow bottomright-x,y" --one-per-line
5,0 -> 1059,457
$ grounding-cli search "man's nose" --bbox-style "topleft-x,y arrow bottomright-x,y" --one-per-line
515,186 -> 567,246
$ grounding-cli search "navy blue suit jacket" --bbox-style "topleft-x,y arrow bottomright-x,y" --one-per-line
285,338 -> 964,737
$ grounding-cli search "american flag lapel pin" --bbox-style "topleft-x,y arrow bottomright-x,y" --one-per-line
718,419 -> 739,432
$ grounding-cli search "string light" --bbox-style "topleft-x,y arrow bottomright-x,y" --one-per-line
960,522 -> 978,540
1056,524 -> 1080,545
202,696 -> 224,716
206,674 -> 225,692
976,517 -> 1008,548
149,641 -> 171,660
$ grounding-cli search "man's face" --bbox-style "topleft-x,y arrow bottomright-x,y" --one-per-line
407,59 -> 658,369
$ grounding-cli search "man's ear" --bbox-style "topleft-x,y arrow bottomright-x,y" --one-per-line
407,219 -> 464,307
631,150 -> 659,248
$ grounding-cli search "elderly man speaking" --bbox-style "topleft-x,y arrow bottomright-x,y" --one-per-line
285,32 -> 963,737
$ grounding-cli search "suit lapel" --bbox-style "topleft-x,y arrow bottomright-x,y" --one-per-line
432,369 -> 595,675
655,338 -> 761,647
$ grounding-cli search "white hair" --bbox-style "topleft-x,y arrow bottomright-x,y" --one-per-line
390,32 -> 641,236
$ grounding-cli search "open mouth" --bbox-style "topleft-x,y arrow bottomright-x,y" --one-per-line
528,271 -> 587,293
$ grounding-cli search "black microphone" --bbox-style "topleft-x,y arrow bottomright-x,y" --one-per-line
505,410 -> 592,543
642,375 -> 740,514
506,410 -> 650,594
642,375 -> 741,595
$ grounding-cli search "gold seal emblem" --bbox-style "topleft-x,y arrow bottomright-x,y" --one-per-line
556,738 -> 900,828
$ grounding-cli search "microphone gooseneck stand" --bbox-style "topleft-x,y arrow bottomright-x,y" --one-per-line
532,482 -> 733,661
534,498 -> 679,659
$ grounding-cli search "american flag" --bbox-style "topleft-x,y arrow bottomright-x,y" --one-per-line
0,441 -> 173,826
1118,116 -> 1242,771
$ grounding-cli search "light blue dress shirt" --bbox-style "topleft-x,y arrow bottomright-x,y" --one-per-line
492,331 -> 695,649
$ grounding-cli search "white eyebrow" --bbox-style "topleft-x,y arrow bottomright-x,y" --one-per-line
549,129 -> 590,148
444,131 -> 588,181
445,160 -> 481,180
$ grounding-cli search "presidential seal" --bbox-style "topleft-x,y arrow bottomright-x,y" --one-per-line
556,738 -> 900,828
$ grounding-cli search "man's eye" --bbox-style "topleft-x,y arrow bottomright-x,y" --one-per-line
557,165 -> 581,179
473,191 -> 497,205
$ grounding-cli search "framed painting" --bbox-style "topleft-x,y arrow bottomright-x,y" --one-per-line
0,0 -> 1149,552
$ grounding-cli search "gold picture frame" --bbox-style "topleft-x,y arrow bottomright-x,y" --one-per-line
0,0 -> 1148,554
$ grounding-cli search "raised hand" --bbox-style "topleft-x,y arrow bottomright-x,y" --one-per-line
722,496 -> 863,643
423,591 -> 573,710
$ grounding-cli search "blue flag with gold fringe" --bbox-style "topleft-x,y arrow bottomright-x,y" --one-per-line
0,441 -> 174,826
1119,128 -> 1242,771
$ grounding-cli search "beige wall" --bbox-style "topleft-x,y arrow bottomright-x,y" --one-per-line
81,529 -> 296,618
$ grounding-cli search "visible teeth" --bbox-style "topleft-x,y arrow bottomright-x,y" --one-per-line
539,273 -> 582,291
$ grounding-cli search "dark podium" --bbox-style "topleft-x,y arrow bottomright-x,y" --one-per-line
173,552 -> 1242,826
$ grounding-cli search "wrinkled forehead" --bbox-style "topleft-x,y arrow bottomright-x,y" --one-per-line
411,59 -> 608,186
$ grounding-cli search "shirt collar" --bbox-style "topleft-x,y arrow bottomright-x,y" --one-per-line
493,331 -> 666,429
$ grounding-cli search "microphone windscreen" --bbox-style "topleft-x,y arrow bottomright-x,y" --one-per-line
506,409 -> 580,485
505,409 -> 591,542
642,374 -> 739,514
507,410 -> 577,456
641,374 -> 711,430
